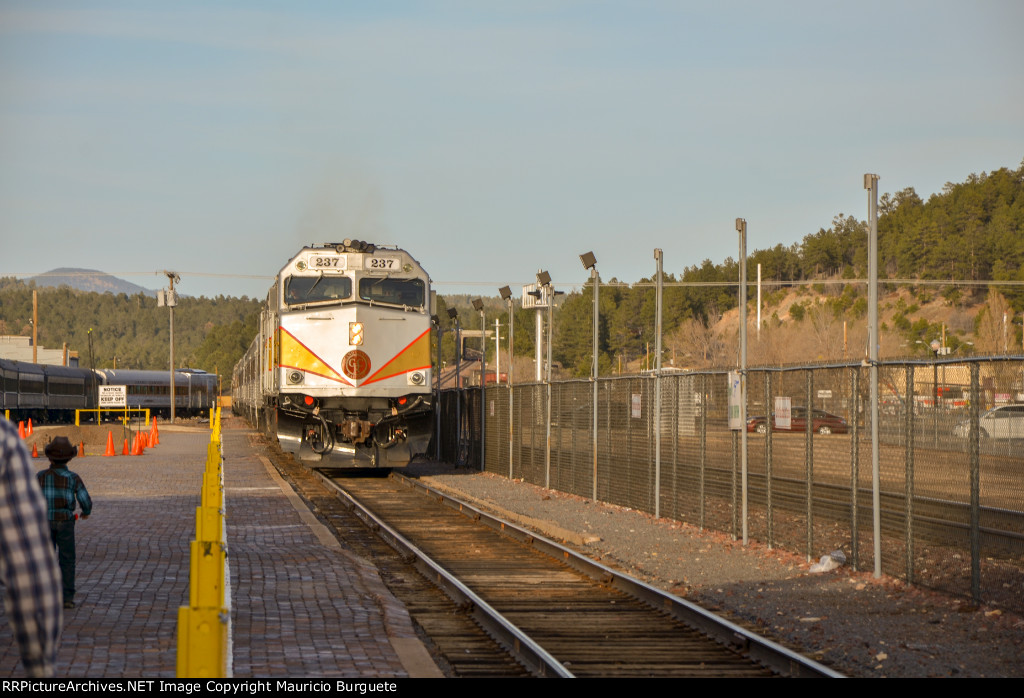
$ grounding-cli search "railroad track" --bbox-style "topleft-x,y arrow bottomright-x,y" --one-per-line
260,441 -> 532,678
316,467 -> 842,678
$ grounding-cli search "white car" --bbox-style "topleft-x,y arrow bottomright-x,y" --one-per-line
954,405 -> 1024,439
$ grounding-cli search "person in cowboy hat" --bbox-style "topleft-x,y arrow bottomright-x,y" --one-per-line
37,436 -> 92,610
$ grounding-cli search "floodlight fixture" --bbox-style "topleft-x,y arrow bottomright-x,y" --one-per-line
498,286 -> 512,301
447,308 -> 458,320
537,270 -> 551,287
472,298 -> 484,312
580,251 -> 597,270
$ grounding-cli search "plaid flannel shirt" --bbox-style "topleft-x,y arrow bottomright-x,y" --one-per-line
36,466 -> 92,522
0,417 -> 62,677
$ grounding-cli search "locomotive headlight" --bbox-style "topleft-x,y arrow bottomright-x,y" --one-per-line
349,322 -> 364,346
287,370 -> 304,385
408,371 -> 425,386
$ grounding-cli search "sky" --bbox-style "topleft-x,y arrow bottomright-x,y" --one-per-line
1,1 -> 1022,300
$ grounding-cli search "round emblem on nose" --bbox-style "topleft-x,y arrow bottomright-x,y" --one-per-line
342,350 -> 371,380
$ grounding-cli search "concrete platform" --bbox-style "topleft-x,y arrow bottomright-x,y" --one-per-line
0,424 -> 438,678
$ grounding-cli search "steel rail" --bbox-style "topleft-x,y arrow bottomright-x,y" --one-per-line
389,472 -> 843,678
314,470 -> 574,678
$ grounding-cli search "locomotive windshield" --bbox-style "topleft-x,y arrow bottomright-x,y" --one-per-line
285,275 -> 352,305
358,277 -> 425,308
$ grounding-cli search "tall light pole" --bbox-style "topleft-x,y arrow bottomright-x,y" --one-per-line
473,298 -> 486,471
432,314 -> 442,461
160,271 -> 180,423
654,248 -> 664,518
537,270 -> 554,489
736,219 -> 749,545
864,173 -> 882,578
499,286 -> 515,479
580,252 -> 599,501
448,307 -> 461,465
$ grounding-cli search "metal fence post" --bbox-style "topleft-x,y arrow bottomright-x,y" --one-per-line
731,428 -> 738,540
904,365 -> 915,585
805,371 -> 813,561
671,377 -> 679,521
970,362 -> 981,603
850,367 -> 860,571
764,371 -> 773,549
700,373 -> 707,531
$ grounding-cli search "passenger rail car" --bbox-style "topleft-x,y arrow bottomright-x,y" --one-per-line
1,358 -> 216,422
233,240 -> 434,468
96,368 -> 218,417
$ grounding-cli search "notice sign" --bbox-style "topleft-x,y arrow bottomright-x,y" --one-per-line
99,385 -> 127,408
631,393 -> 642,419
728,371 -> 742,429
774,397 -> 792,430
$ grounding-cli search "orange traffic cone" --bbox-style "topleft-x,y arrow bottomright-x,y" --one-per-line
18,421 -> 25,439
105,431 -> 117,457
26,419 -> 33,436
123,438 -> 130,455
132,434 -> 144,456
79,441 -> 85,457
32,443 -> 39,458
141,432 -> 150,448
152,418 -> 160,445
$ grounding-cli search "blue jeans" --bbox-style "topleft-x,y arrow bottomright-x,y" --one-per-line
49,520 -> 76,603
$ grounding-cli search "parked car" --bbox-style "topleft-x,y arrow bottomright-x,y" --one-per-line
953,404 -> 1024,439
746,406 -> 848,435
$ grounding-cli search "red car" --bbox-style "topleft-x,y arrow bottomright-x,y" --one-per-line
746,407 -> 848,435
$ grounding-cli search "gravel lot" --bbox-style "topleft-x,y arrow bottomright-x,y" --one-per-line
404,460 -> 1024,678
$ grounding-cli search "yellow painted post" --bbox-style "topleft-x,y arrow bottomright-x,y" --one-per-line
201,472 -> 222,509
176,607 -> 228,678
177,413 -> 230,680
195,506 -> 224,543
189,540 -> 225,608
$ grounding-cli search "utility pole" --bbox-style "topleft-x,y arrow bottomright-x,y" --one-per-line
865,173 -> 882,579
736,219 -> 749,545
654,248 -> 664,518
160,271 -> 180,422
32,290 -> 38,363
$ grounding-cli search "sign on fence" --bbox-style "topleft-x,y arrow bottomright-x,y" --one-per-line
728,371 -> 742,429
775,396 -> 792,429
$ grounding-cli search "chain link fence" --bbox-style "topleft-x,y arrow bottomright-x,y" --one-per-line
437,357 -> 1024,612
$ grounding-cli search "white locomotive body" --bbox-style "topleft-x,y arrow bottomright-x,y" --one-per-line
235,241 -> 433,467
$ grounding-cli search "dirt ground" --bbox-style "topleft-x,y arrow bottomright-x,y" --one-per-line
15,421 -> 208,457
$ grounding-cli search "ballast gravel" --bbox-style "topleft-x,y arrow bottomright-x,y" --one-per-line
404,461 -> 1023,678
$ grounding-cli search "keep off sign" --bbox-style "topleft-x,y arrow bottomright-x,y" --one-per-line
99,385 -> 127,408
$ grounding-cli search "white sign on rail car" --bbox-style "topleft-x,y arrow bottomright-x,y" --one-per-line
99,385 -> 127,408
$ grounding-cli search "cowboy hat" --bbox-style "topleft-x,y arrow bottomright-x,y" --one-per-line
44,436 -> 78,463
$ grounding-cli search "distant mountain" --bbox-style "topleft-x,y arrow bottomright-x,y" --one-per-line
29,268 -> 158,297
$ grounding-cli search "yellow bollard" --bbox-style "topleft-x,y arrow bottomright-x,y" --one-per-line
201,472 -> 222,509
176,606 -> 228,678
195,506 -> 224,543
189,540 -> 225,608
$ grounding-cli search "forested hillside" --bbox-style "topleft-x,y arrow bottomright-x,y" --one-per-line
445,160 -> 1024,375
0,279 -> 260,386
